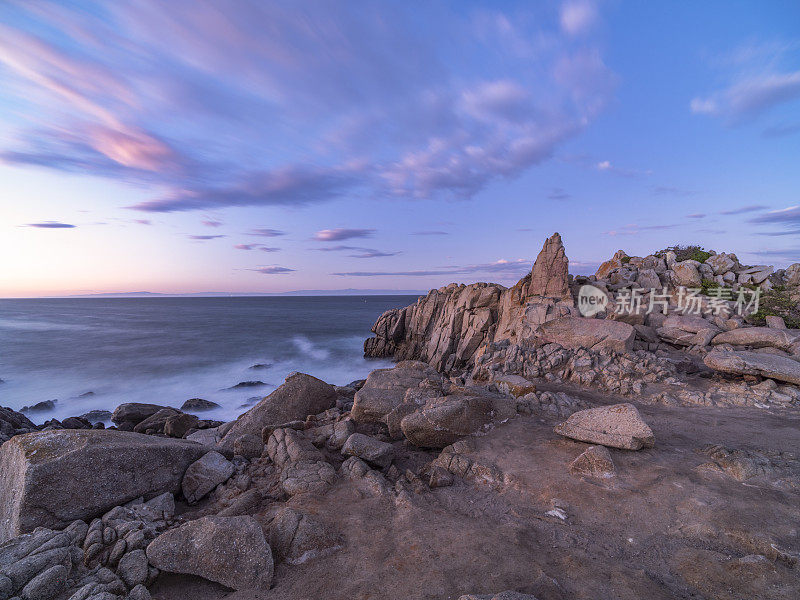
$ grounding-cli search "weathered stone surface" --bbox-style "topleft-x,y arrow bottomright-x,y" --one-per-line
351,362 -> 441,423
528,232 -> 570,299
266,428 -> 336,496
116,549 -> 148,588
341,433 -> 394,468
217,373 -> 336,454
181,451 -> 235,504
19,563 -> 67,600
400,395 -> 494,448
146,516 -> 273,591
766,315 -> 787,329
704,351 -> 800,386
554,403 -> 655,450
268,508 -> 342,565
711,327 -> 799,352
163,413 -> 198,438
0,430 -> 205,542
132,408 -> 180,435
672,261 -> 702,287
569,445 -> 615,478
705,253 -> 737,275
459,593 -> 539,600
232,434 -> 263,459
327,419 -> 355,450
595,249 -> 627,280
536,317 -> 635,353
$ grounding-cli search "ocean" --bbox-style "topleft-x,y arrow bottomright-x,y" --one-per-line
0,296 -> 416,424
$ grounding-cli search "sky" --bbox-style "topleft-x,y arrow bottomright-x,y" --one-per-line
0,0 -> 799,297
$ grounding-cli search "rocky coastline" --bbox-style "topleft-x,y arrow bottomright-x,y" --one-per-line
2,234 -> 800,599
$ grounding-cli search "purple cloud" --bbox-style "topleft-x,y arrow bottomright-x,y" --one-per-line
316,245 -> 399,258
412,230 -> 449,236
188,234 -> 225,240
202,219 -> 223,227
235,244 -> 280,252
253,266 -> 295,274
0,2 -> 615,211
720,204 -> 769,215
313,228 -> 375,242
248,228 -> 285,237
26,221 -> 76,228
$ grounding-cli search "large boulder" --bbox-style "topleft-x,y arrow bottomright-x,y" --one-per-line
657,314 -> 720,347
554,403 -> 655,450
705,253 -> 737,275
704,351 -> 800,386
146,516 -> 273,591
536,317 -> 635,353
266,428 -> 337,496
217,373 -> 336,454
596,250 -> 627,280
710,327 -> 799,353
0,430 -> 206,542
400,395 -> 494,448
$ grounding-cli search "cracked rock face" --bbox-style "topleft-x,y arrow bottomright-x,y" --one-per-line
527,232 -> 571,300
266,428 -> 337,496
554,403 -> 655,450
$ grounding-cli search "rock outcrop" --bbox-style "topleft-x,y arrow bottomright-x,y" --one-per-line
704,351 -> 800,386
0,430 -> 205,542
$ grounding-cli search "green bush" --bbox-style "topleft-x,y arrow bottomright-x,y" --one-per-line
655,245 -> 713,263
745,287 -> 800,329
699,278 -> 720,296
620,256 -> 631,265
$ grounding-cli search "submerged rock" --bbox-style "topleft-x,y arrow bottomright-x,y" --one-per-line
180,398 -> 220,412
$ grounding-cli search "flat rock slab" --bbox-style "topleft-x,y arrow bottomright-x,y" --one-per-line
569,445 -> 615,478
146,515 -> 273,591
0,430 -> 206,542
536,317 -> 635,354
711,328 -> 799,352
704,350 -> 800,386
554,403 -> 655,450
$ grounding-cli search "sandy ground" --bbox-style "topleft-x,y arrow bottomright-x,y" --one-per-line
150,385 -> 800,600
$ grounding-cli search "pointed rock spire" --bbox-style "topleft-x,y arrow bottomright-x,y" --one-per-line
528,232 -> 571,299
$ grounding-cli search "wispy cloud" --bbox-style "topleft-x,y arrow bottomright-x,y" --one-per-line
595,160 -> 652,177
334,258 -> 530,277
234,244 -> 280,252
691,41 -> 800,123
188,234 -> 225,240
247,228 -> 285,238
547,188 -> 571,201
652,185 -> 696,197
686,213 -> 706,219
202,219 -> 223,227
252,266 -> 295,274
560,1 -> 598,37
313,228 -> 375,242
315,245 -> 399,258
133,219 -> 151,225
719,204 -> 769,215
603,223 -> 678,236
26,221 -> 76,228
412,230 -> 449,236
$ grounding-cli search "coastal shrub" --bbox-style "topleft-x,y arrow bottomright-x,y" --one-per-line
621,256 -> 631,264
745,286 -> 800,328
655,245 -> 712,263
699,278 -> 720,296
